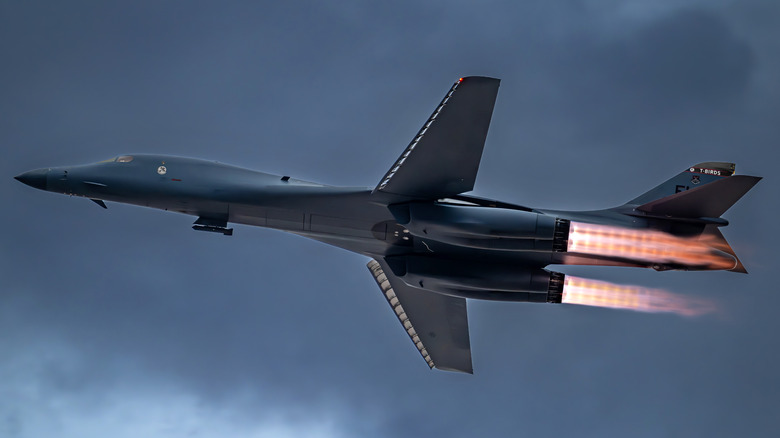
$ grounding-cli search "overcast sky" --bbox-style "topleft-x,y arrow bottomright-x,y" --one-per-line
2,1 -> 778,437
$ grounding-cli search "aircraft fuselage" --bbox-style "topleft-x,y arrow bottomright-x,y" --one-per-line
16,153 -> 740,304
13,76 -> 760,373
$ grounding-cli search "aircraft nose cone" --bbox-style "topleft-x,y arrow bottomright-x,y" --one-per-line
14,168 -> 49,191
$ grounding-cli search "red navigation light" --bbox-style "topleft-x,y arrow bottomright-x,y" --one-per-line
459,77 -> 464,82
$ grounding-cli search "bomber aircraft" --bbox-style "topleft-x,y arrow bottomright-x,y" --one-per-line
15,77 -> 761,373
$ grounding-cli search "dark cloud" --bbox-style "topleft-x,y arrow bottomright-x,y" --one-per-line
2,1 -> 779,437
531,8 -> 756,156
625,9 -> 754,102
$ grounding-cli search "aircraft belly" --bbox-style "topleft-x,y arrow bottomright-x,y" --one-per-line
225,201 -> 398,255
227,205 -> 552,263
222,199 -> 656,270
309,215 -> 378,239
222,192 -> 735,273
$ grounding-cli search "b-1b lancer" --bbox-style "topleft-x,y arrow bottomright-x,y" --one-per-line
16,77 -> 761,373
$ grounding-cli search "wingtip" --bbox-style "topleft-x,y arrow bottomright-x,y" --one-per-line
457,75 -> 500,84
434,364 -> 474,374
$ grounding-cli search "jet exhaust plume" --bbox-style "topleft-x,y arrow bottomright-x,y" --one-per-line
561,275 -> 716,316
567,222 -> 736,270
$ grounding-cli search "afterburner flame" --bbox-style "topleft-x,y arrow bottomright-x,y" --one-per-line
567,222 -> 736,270
561,276 -> 716,316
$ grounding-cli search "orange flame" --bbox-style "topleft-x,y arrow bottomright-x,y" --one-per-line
567,222 -> 736,270
561,275 -> 716,316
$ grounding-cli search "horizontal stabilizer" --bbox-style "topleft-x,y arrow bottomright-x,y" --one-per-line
636,175 -> 761,218
373,76 -> 500,199
367,259 -> 472,373
700,226 -> 748,273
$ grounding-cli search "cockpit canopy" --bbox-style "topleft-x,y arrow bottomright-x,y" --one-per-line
98,155 -> 134,164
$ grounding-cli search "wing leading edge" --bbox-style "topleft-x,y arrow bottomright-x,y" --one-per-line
367,259 -> 472,373
373,76 -> 500,199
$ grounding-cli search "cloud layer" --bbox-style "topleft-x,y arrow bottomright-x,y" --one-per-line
2,1 -> 778,437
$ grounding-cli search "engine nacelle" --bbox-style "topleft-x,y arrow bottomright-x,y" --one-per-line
387,255 -> 564,303
392,203 -> 569,252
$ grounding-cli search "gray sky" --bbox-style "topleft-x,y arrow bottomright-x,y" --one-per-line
2,1 -> 778,437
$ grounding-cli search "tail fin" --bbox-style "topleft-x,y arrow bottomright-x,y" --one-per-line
635,175 -> 761,218
623,162 -> 760,274
628,162 -> 736,205
626,162 -> 761,218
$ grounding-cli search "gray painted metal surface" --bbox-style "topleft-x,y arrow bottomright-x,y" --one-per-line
14,76 -> 761,373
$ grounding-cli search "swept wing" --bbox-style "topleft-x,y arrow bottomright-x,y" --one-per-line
373,76 -> 500,199
367,259 -> 472,373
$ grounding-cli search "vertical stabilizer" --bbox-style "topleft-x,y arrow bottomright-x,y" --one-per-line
628,162 -> 736,205
635,175 -> 761,218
